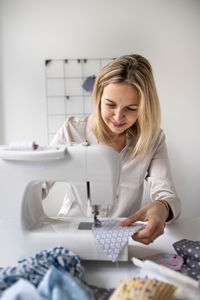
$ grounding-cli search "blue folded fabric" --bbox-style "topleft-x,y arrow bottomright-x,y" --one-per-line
1,266 -> 93,300
38,266 -> 93,300
0,247 -> 84,294
1,279 -> 40,300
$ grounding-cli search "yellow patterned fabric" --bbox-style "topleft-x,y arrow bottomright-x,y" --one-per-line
109,277 -> 177,300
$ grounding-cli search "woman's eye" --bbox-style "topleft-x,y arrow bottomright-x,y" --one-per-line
126,107 -> 137,111
106,103 -> 115,107
105,103 -> 137,111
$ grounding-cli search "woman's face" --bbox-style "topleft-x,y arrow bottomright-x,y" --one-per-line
101,83 -> 139,137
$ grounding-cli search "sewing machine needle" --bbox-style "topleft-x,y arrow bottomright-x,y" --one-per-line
94,207 -> 101,227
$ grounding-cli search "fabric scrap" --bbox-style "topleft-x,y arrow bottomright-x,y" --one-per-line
82,76 -> 96,92
1,279 -> 40,300
92,219 -> 145,262
108,277 -> 177,300
143,253 -> 184,271
0,247 -> 83,294
173,239 -> 200,280
38,265 -> 93,300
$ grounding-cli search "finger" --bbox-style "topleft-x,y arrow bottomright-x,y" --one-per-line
132,218 -> 164,243
119,210 -> 146,226
131,218 -> 155,238
132,228 -> 164,244
132,236 -> 153,245
132,230 -> 164,245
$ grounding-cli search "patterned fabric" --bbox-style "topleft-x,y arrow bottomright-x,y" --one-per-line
173,239 -> 200,280
109,277 -> 177,300
143,253 -> 184,271
38,266 -> 93,300
0,247 -> 83,294
92,219 -> 145,262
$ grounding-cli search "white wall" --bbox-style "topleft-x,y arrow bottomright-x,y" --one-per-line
0,0 -> 200,217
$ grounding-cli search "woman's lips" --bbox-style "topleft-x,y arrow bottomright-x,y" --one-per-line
111,121 -> 126,128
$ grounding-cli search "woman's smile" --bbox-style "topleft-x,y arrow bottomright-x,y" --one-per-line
111,121 -> 126,128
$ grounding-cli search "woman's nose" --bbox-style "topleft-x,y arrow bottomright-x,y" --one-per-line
114,109 -> 124,121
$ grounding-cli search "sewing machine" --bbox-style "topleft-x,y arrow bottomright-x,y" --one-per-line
0,143 -> 127,266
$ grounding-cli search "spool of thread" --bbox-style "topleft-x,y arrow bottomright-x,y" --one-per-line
8,141 -> 39,151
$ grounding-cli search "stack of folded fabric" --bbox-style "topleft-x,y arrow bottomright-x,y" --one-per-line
173,239 -> 200,280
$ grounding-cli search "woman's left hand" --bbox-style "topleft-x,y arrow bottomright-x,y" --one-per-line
119,201 -> 169,245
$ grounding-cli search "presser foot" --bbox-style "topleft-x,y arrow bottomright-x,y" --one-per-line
92,205 -> 102,227
94,216 -> 101,227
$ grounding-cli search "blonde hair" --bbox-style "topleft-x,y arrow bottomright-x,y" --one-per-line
89,54 -> 161,157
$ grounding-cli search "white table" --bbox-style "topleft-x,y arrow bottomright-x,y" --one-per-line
83,217 -> 200,289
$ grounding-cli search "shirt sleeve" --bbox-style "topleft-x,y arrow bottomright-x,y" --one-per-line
50,119 -> 72,147
146,131 -> 181,222
50,116 -> 89,146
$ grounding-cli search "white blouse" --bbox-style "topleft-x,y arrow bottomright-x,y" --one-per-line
44,115 -> 181,221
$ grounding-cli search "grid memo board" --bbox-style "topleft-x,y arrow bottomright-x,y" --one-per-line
45,58 -> 114,142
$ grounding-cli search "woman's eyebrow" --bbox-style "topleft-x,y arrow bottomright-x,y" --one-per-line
103,98 -> 139,106
103,98 -> 115,102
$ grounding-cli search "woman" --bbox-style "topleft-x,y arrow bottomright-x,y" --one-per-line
44,54 -> 181,245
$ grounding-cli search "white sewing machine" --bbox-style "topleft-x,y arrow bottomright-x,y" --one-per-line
0,143 -> 128,266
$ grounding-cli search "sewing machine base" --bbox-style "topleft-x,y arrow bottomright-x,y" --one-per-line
31,217 -> 128,262
0,217 -> 128,266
